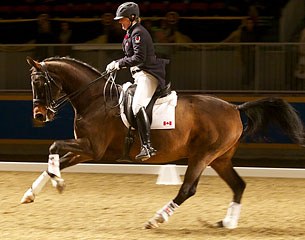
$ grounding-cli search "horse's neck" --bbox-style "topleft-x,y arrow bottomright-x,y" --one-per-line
55,63 -> 105,114
70,85 -> 105,116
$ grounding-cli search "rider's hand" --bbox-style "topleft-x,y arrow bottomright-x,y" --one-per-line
106,61 -> 120,73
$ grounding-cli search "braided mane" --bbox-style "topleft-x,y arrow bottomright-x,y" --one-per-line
43,56 -> 102,76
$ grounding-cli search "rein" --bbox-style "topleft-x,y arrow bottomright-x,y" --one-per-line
35,62 -> 112,113
103,71 -> 123,109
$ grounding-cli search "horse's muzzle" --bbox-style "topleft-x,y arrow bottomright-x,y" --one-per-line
34,112 -> 45,122
33,105 -> 51,122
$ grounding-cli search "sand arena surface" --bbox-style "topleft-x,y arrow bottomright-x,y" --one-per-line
0,171 -> 304,240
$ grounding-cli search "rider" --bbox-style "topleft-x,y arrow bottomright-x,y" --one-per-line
106,2 -> 169,161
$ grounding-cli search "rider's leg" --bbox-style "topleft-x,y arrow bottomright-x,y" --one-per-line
132,71 -> 158,161
135,106 -> 157,161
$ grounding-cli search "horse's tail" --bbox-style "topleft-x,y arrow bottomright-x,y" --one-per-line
237,97 -> 305,146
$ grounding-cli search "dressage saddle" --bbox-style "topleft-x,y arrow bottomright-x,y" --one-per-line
123,82 -> 172,129
118,83 -> 172,162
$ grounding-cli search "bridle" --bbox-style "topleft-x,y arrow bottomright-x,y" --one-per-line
31,62 -> 63,114
31,61 -> 113,115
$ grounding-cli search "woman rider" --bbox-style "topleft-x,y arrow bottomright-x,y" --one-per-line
106,2 -> 169,161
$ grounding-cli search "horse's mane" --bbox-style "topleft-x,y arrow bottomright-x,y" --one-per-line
43,56 -> 102,76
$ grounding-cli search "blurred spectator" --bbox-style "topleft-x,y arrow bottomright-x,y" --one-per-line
141,19 -> 158,41
102,13 -> 123,43
154,11 -> 192,43
247,4 -> 260,25
57,21 -> 73,56
239,17 -> 259,88
34,13 -> 57,60
222,17 -> 260,89
225,0 -> 247,16
295,28 -> 305,81
86,13 -> 123,44
35,14 -> 57,43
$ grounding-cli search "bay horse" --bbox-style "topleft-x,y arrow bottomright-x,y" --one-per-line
22,56 -> 304,229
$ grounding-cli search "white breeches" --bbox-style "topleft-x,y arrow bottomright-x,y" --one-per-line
132,70 -> 158,115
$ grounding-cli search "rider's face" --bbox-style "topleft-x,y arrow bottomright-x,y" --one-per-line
119,17 -> 131,31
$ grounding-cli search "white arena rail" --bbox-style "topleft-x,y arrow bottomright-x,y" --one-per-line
0,162 -> 304,178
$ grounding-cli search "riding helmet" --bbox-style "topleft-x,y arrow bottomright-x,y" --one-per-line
114,2 -> 140,20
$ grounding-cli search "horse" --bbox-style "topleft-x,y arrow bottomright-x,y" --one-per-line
22,56 -> 305,229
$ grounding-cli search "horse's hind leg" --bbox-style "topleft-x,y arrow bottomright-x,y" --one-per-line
145,157 -> 206,229
210,145 -> 246,229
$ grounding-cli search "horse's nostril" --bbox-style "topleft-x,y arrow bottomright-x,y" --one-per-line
35,113 -> 44,122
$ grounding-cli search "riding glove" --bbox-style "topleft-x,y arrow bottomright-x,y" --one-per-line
106,61 -> 120,73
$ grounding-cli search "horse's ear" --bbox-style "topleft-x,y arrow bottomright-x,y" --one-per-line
26,56 -> 42,70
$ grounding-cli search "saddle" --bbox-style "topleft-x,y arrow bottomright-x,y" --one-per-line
123,82 -> 172,129
118,82 -> 172,163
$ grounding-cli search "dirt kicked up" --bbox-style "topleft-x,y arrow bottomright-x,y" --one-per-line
0,171 -> 304,240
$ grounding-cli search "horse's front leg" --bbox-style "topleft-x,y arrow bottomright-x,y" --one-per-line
49,152 -> 93,194
21,138 -> 93,204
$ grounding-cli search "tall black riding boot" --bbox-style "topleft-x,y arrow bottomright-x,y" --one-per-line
135,107 -> 157,161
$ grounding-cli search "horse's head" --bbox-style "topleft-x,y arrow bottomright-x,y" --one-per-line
27,56 -> 119,123
27,56 -> 62,122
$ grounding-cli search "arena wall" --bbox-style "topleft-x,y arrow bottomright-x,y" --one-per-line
1,93 -> 304,168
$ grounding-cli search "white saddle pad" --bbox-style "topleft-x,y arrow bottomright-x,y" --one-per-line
120,82 -> 177,130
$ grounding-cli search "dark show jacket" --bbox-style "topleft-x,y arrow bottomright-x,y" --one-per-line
117,22 -> 169,88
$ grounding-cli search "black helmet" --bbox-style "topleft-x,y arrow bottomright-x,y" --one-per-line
114,2 -> 140,20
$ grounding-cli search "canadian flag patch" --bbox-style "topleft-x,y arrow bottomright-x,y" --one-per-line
120,84 -> 177,130
135,35 -> 141,43
163,121 -> 172,126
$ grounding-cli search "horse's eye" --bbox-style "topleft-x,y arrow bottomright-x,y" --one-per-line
32,78 -> 43,88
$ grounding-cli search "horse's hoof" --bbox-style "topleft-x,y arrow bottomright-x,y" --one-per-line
144,220 -> 159,229
20,189 -> 35,204
144,213 -> 166,229
51,177 -> 66,194
215,220 -> 237,229
214,220 -> 224,228
56,179 -> 66,194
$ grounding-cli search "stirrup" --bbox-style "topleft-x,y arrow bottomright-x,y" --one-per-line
135,145 -> 156,161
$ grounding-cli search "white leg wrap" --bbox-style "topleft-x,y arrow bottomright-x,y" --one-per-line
48,154 -> 61,178
222,202 -> 241,229
157,200 -> 179,222
20,188 -> 35,204
31,171 -> 51,195
145,200 -> 179,229
20,171 -> 50,204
